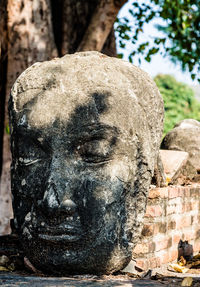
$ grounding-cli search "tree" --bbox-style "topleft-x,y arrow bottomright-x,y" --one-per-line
154,74 -> 200,135
0,0 -> 127,234
115,0 -> 200,81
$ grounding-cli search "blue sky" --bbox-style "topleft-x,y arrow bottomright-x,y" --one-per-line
116,0 -> 198,86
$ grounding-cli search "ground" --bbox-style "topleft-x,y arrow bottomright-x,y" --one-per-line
1,268 -> 200,287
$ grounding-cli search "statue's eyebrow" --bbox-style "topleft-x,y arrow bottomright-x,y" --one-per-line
16,131 -> 53,157
70,124 -> 118,138
16,125 -> 42,137
16,125 -> 51,147
69,124 -> 118,148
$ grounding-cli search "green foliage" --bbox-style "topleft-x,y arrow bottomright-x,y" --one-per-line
115,0 -> 200,81
154,74 -> 200,134
5,124 -> 10,134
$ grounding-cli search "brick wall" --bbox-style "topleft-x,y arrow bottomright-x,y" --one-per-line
133,184 -> 200,270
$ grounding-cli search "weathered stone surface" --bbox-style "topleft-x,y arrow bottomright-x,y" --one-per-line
8,51 -> 164,275
161,119 -> 200,175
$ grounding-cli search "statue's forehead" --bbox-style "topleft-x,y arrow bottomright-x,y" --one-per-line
15,89 -> 140,143
10,52 -> 162,158
12,55 -> 136,112
12,69 -> 139,133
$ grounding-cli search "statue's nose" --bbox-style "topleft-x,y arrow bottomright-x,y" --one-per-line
40,183 -> 77,217
41,157 -> 78,216
60,198 -> 77,215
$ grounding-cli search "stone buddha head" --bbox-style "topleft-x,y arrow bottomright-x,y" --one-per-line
9,52 -> 163,274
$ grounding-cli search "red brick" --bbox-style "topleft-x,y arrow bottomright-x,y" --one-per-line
173,234 -> 181,245
148,242 -> 156,253
135,259 -> 149,271
170,248 -> 178,261
195,229 -> 200,238
156,257 -> 161,268
167,198 -> 183,215
155,237 -> 172,252
133,243 -> 149,255
166,205 -> 175,216
190,188 -> 200,198
178,187 -> 185,197
191,215 -> 198,225
168,237 -> 172,248
168,220 -> 176,230
182,202 -> 191,212
191,200 -> 199,211
158,222 -> 167,233
146,222 -> 167,234
183,230 -> 196,241
148,188 -> 168,199
191,212 -> 199,226
176,216 -> 191,229
142,224 -> 154,237
193,240 -> 200,253
168,188 -> 180,198
150,248 -> 177,265
153,224 -> 160,235
184,187 -> 190,197
157,250 -> 170,265
149,257 -> 161,269
145,205 -> 163,217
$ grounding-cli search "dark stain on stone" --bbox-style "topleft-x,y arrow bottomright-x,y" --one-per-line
9,92 -> 133,275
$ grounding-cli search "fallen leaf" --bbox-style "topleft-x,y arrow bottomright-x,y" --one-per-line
187,259 -> 200,269
169,263 -> 188,273
8,263 -> 15,271
193,253 -> 200,260
178,256 -> 187,266
0,266 -> 9,272
181,277 -> 193,286
166,176 -> 171,184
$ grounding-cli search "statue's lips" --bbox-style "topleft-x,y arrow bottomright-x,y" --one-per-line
37,222 -> 83,243
38,233 -> 81,243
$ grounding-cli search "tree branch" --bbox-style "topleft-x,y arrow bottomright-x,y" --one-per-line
78,0 -> 127,52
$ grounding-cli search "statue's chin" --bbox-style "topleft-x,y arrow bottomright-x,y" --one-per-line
20,217 -> 133,274
21,233 -> 132,275
26,250 -> 131,275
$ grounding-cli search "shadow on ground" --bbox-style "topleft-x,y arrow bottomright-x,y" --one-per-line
0,272 -> 170,287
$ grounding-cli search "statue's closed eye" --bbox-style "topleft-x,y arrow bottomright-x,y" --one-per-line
75,139 -> 113,163
17,136 -> 48,166
72,125 -> 118,164
19,157 -> 41,166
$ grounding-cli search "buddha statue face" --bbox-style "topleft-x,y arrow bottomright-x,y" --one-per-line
9,52 -> 163,274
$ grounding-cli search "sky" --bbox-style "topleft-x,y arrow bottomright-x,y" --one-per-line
116,0 -> 199,86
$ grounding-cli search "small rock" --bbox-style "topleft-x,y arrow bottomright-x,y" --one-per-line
181,277 -> 193,286
0,255 -> 9,266
161,119 -> 200,177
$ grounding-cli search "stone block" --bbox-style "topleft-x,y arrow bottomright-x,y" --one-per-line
160,149 -> 188,183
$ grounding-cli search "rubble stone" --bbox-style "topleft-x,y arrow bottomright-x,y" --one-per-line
161,119 -> 200,177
